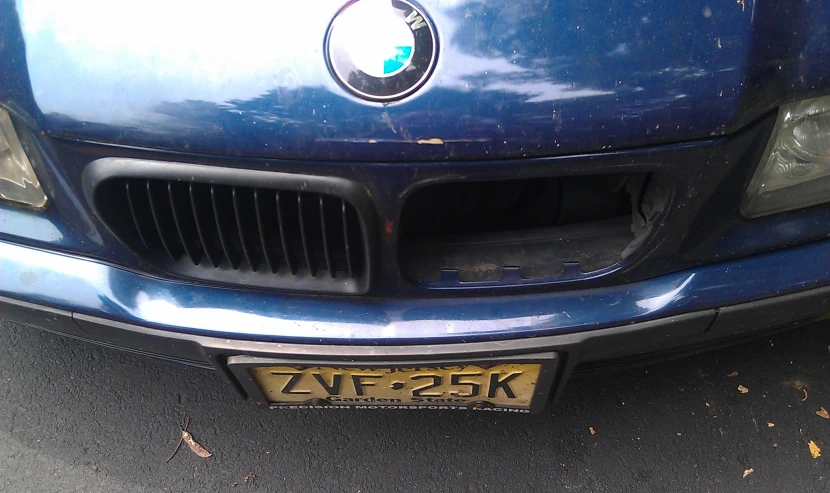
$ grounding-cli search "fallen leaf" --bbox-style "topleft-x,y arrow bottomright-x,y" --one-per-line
817,407 -> 830,419
767,423 -> 775,428
727,371 -> 739,377
808,440 -> 821,459
182,429 -> 212,458
742,468 -> 754,478
589,427 -> 596,435
802,389 -> 809,402
738,385 -> 749,394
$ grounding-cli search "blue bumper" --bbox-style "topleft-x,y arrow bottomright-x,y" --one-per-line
1,235 -> 827,346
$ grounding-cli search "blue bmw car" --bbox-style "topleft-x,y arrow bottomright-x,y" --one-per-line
1,0 -> 829,413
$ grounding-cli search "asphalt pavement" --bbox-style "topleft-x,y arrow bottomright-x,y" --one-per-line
1,318 -> 828,492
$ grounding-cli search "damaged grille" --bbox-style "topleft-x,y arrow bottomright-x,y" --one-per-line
399,173 -> 663,287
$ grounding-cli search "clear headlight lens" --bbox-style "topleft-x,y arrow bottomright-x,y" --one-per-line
0,108 -> 47,209
742,96 -> 830,217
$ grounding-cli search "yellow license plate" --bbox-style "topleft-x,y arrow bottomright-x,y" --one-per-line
243,362 -> 547,411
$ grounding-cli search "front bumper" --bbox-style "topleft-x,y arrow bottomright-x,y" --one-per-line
3,236 -> 830,403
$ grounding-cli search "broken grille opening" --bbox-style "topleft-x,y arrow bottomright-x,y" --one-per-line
399,173 -> 658,285
96,178 -> 367,293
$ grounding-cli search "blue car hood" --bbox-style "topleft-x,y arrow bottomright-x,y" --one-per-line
3,0 -> 828,161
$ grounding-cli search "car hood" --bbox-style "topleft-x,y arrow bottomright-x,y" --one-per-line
3,0 -> 826,161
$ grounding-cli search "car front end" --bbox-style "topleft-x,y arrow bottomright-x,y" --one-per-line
1,0 -> 829,412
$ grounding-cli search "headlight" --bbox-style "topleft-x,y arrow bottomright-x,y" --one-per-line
0,108 -> 47,209
742,96 -> 830,217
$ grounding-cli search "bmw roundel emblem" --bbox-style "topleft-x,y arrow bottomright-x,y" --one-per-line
326,0 -> 438,102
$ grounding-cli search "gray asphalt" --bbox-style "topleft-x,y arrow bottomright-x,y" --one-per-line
1,318 -> 828,492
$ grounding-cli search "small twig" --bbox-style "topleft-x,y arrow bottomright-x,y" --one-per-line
166,439 -> 183,463
166,417 -> 190,463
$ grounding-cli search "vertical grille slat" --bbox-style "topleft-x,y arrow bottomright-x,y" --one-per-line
167,182 -> 197,264
97,174 -> 369,293
297,193 -> 315,276
342,199 -> 354,279
189,183 -> 218,268
275,191 -> 295,275
125,181 -> 151,250
145,180 -> 177,261
210,184 -> 236,268
254,189 -> 275,273
319,196 -> 335,278
232,187 -> 256,271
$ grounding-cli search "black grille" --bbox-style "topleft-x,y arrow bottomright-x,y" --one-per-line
95,176 -> 369,294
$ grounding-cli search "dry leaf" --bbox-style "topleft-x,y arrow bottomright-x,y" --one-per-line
737,385 -> 749,394
767,423 -> 775,428
742,468 -> 754,478
817,407 -> 830,419
589,427 -> 596,435
808,440 -> 821,459
727,371 -> 738,377
182,429 -> 212,458
802,389 -> 809,402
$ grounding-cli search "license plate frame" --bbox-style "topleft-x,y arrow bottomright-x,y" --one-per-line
228,352 -> 559,413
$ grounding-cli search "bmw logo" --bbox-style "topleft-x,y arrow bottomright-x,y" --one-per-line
326,0 -> 438,102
